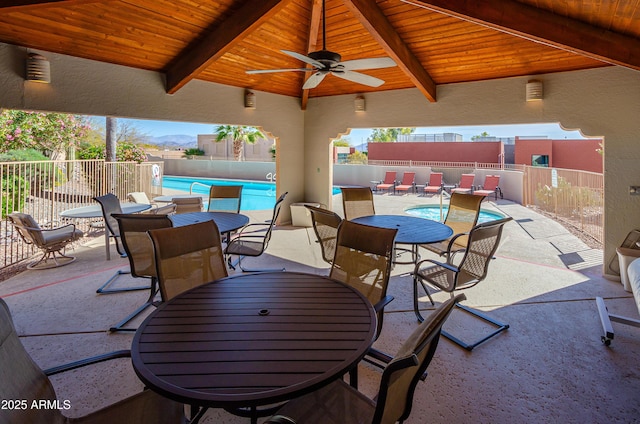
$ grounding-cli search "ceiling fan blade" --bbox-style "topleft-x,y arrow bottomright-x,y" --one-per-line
281,50 -> 323,68
340,57 -> 396,71
332,70 -> 385,87
303,72 -> 328,90
246,68 -> 311,74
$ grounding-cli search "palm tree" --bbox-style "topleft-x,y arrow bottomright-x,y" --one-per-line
214,125 -> 265,161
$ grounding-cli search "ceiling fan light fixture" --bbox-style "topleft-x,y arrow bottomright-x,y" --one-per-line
354,95 -> 366,112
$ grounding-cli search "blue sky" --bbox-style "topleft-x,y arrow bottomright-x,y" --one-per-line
122,118 -> 587,143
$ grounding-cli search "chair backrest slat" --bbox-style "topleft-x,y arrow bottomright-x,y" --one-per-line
330,220 -> 397,338
444,192 -> 484,248
94,193 -> 123,237
149,220 -> 227,302
306,205 -> 342,264
172,197 -> 203,214
208,185 -> 242,213
456,217 -> 511,285
341,187 -> 375,221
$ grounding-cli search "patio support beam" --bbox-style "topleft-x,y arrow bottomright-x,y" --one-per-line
301,0 -> 322,111
402,0 -> 640,71
343,0 -> 436,102
165,0 -> 291,95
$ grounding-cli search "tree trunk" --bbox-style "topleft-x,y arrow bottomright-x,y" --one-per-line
105,117 -> 116,162
233,139 -> 243,161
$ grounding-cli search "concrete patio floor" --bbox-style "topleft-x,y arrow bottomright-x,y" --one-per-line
1,192 -> 639,423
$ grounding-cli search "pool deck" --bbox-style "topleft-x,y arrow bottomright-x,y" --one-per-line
1,190 -> 639,423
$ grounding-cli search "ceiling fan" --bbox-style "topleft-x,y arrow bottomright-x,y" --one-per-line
246,0 -> 396,89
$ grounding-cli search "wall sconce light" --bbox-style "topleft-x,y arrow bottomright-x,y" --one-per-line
354,95 -> 365,112
526,79 -> 543,101
26,53 -> 51,83
244,90 -> 256,109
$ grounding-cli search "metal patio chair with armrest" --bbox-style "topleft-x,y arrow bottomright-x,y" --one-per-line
422,192 -> 485,258
207,185 -> 242,212
94,193 -> 151,295
224,192 -> 288,272
450,173 -> 475,194
148,220 -> 228,302
109,213 -> 173,332
264,294 -> 464,424
395,171 -> 416,194
0,298 -> 185,424
172,196 -> 203,214
330,220 -> 397,382
341,187 -> 375,221
413,217 -> 512,351
375,171 -> 397,194
474,174 -> 503,200
8,212 -> 83,270
305,205 -> 342,265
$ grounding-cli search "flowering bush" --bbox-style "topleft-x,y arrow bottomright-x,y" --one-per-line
0,110 -> 90,156
76,141 -> 147,163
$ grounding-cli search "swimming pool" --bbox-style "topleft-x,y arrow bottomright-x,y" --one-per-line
404,205 -> 506,223
163,176 -> 340,211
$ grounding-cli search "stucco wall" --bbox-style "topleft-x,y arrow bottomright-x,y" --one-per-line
515,138 -> 603,172
368,141 -> 503,163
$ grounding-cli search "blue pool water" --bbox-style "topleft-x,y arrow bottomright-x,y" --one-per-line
404,205 -> 506,223
163,176 -> 340,211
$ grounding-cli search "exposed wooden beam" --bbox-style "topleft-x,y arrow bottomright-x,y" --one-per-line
402,0 -> 640,71
165,0 -> 291,94
343,0 -> 436,102
0,0 -> 98,11
301,0 -> 323,110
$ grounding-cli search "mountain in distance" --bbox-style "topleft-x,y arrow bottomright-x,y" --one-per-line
141,134 -> 197,149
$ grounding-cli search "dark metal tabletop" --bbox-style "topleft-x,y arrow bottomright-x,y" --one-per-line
352,214 -> 453,245
170,211 -> 249,234
131,272 -> 376,410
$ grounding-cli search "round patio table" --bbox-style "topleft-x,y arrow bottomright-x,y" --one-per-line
352,214 -> 453,264
60,202 -> 151,260
131,271 -> 376,424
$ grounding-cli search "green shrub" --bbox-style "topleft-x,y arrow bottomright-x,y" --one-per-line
184,148 -> 205,156
1,175 -> 29,218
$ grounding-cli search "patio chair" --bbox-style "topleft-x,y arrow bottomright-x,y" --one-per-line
341,187 -> 375,221
395,171 -> 416,194
305,205 -> 342,265
172,196 -> 203,214
422,192 -> 485,258
149,203 -> 177,215
7,212 -> 83,270
474,174 -> 503,200
375,171 -> 397,194
207,185 -> 242,212
149,220 -> 228,302
224,192 -> 288,272
330,220 -> 397,381
450,173 -> 475,194
413,217 -> 512,350
127,191 -> 158,210
0,298 -> 184,424
94,193 -> 150,294
263,294 -> 464,424
110,213 -> 173,332
423,172 -> 443,195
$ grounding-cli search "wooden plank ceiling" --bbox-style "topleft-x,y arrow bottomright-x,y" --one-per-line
1,0 -> 640,109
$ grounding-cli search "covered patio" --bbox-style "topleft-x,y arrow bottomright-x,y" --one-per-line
2,1 -> 640,421
1,194 -> 638,422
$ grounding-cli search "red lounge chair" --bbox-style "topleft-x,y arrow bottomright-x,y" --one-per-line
474,175 -> 503,200
376,171 -> 397,193
451,173 -> 475,194
395,172 -> 415,194
423,172 -> 443,195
